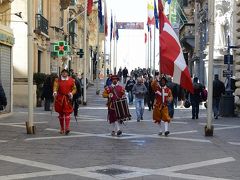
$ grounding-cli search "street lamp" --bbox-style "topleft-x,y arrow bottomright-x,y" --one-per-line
220,35 -> 238,117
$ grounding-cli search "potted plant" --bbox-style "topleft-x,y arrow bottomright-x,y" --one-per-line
33,72 -> 47,107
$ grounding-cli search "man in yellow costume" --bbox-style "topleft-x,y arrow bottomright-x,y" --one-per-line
151,72 -> 173,136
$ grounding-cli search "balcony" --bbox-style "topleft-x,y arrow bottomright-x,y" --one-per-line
34,14 -> 48,36
180,23 -> 195,49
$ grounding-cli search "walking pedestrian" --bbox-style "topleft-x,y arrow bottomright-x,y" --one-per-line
151,72 -> 173,136
72,74 -> 81,117
53,69 -> 76,135
132,77 -> 148,121
102,75 -> 126,136
190,77 -> 203,119
213,74 -> 225,119
0,81 -> 7,111
125,76 -> 135,105
41,75 -> 54,111
122,67 -> 128,84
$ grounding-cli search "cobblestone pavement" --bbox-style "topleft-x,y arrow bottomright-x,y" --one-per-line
0,81 -> 240,180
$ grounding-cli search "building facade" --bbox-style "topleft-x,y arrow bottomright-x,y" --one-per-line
0,0 -> 15,113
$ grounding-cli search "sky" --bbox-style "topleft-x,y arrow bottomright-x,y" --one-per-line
106,0 -> 154,72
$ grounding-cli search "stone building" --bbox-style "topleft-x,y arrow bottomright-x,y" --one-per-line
10,0 -> 104,107
0,0 -> 15,113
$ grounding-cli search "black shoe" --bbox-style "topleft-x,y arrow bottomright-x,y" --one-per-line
214,115 -> 218,119
165,131 -> 170,136
141,116 -> 143,120
158,132 -> 162,136
117,130 -> 122,136
65,130 -> 70,135
192,117 -> 195,119
111,131 -> 115,136
196,115 -> 198,119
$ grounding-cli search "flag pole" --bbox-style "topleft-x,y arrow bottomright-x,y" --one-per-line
83,0 -> 88,105
96,6 -> 100,95
153,23 -> 156,76
150,27 -> 152,75
113,16 -> 116,74
103,0 -> 107,84
205,0 -> 215,136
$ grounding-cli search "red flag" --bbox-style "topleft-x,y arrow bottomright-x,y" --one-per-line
158,0 -> 193,93
87,0 -> 93,15
104,1 -> 108,36
144,33 -> 147,43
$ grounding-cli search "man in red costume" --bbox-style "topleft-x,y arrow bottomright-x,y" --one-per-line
53,69 -> 76,135
102,75 -> 125,136
151,72 -> 173,136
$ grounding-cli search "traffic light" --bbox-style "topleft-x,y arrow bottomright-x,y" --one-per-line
77,49 -> 84,58
53,41 -> 69,57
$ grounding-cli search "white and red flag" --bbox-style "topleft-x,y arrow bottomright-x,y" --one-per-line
147,0 -> 155,25
158,0 -> 193,93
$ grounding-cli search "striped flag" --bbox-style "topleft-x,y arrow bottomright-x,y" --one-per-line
147,0 -> 155,25
98,0 -> 103,25
87,0 -> 93,15
154,0 -> 159,29
158,0 -> 193,93
104,1 -> 108,36
110,13 -> 113,41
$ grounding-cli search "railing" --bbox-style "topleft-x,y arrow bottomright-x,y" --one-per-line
35,14 -> 48,35
70,0 -> 77,6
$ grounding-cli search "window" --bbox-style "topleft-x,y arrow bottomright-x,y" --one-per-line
37,0 -> 43,15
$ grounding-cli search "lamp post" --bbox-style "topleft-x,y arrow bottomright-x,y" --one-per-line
221,35 -> 239,117
26,0 -> 35,134
205,0 -> 214,136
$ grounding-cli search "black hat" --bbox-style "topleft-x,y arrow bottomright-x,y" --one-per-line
160,76 -> 167,82
155,71 -> 160,76
61,69 -> 69,74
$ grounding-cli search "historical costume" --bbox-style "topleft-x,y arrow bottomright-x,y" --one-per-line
53,69 -> 76,135
102,75 -> 126,136
151,73 -> 173,136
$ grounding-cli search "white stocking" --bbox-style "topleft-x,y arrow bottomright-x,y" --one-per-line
158,121 -> 163,133
164,122 -> 169,132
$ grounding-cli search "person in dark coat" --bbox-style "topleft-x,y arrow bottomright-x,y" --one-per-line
125,76 -> 135,105
41,75 -> 54,111
0,82 -> 7,111
166,77 -> 177,118
72,74 -> 81,117
190,77 -> 203,119
122,67 -> 128,84
213,74 -> 225,119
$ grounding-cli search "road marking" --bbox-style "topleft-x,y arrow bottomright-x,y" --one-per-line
0,140 -> 7,143
0,155 -> 235,180
158,157 -> 235,172
228,142 -> 240,146
22,128 -> 210,143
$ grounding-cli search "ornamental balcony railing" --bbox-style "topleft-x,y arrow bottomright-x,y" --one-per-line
35,14 -> 48,35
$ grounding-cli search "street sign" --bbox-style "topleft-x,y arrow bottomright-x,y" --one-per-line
77,49 -> 84,58
224,55 -> 233,64
53,41 -> 69,57
223,70 -> 233,77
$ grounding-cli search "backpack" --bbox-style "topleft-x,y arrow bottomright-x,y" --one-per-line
201,89 -> 208,101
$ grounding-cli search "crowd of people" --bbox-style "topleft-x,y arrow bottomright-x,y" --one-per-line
0,65 -> 227,136
103,67 -> 226,137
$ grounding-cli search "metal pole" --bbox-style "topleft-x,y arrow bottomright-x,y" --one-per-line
205,0 -> 215,136
103,0 -> 107,84
96,9 -> 100,94
153,24 -> 156,75
26,0 -> 34,134
226,35 -> 232,94
113,16 -> 116,74
83,0 -> 88,104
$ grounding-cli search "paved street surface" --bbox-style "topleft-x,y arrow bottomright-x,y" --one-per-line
0,81 -> 240,180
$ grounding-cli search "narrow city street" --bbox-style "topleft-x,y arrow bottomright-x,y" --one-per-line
0,81 -> 240,180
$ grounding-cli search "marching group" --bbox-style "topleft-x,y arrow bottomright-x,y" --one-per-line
0,67 -> 226,137
103,67 -> 226,137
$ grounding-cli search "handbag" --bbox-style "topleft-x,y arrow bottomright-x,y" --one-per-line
184,99 -> 191,108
